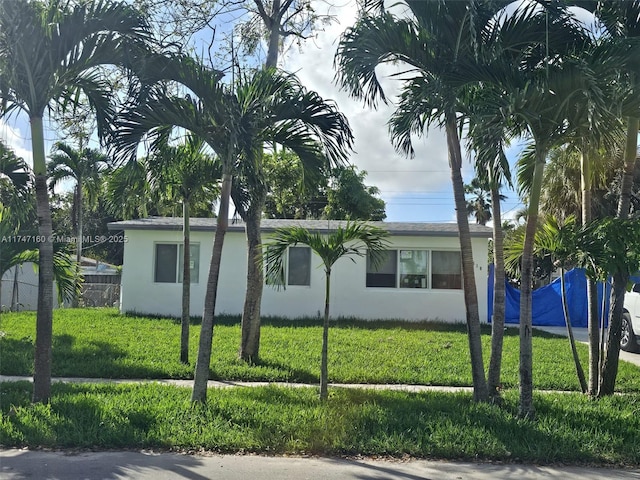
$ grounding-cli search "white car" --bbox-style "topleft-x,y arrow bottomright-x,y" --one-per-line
621,284 -> 640,352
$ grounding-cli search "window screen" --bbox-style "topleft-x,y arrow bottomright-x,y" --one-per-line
366,250 -> 397,287
432,251 -> 462,289
288,246 -> 311,286
155,244 -> 177,283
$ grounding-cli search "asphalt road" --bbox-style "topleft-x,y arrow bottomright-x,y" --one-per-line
2,449 -> 640,480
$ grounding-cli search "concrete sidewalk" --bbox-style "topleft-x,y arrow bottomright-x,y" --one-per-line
0,375 -> 476,393
2,449 -> 640,480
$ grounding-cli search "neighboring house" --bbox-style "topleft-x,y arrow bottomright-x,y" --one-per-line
1,263 -> 60,312
108,218 -> 492,323
0,257 -> 119,312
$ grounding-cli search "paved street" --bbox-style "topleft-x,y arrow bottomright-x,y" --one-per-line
2,449 -> 640,480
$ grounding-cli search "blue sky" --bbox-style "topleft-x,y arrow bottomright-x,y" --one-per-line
0,0 -> 536,224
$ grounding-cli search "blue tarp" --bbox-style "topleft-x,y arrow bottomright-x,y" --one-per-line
487,266 -> 612,327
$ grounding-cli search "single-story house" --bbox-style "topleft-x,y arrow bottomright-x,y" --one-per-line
107,218 -> 492,322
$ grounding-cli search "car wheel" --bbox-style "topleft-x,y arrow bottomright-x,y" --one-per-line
621,313 -> 639,353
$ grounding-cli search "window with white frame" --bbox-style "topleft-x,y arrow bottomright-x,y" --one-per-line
154,243 -> 200,283
366,249 -> 461,290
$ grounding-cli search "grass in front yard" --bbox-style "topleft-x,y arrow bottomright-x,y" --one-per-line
1,308 -> 639,392
1,381 -> 639,465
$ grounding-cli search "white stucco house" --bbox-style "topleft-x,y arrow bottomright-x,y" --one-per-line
107,218 -> 492,322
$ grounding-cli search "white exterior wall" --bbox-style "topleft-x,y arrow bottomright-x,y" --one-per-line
120,228 -> 489,323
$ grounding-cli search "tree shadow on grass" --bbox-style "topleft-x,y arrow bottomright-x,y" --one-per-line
0,334 -> 170,379
250,358 -> 318,383
331,388 -> 639,465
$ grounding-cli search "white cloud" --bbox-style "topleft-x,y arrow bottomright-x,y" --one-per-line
285,1 -> 461,219
0,118 -> 33,168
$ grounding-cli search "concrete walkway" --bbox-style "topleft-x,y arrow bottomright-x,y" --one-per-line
2,449 -> 640,480
0,374 -> 476,393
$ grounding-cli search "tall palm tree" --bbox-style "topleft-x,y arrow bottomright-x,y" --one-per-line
575,0 -> 640,397
48,141 -> 111,307
465,90 -> 514,401
0,0 -> 151,403
335,0 -> 536,402
232,69 -> 353,364
111,59 -> 229,403
263,221 -> 389,401
113,59 -> 351,403
147,134 -> 219,365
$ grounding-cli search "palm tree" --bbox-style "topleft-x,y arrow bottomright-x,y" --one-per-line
48,141 -> 111,307
465,178 -> 498,226
0,0 -> 151,403
111,59 -> 229,403
576,0 -> 640,397
535,216 -> 588,393
263,221 -> 389,401
465,91 -> 514,401
147,134 -> 219,365
335,0 -> 535,402
482,2 -> 614,415
1,141 -> 32,306
232,70 -> 353,364
113,58 -> 351,403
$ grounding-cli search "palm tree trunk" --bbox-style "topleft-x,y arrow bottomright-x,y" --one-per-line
599,271 -> 627,396
598,117 -> 639,396
581,150 -> 599,395
617,118 -> 639,218
320,268 -> 331,402
487,186 -> 505,401
237,2 -> 280,362
239,194 -> 266,362
73,181 -> 83,308
11,265 -> 19,311
31,115 -> 54,404
444,113 -> 488,403
518,149 -> 546,419
181,199 -> 191,365
560,267 -> 587,393
191,172 -> 232,403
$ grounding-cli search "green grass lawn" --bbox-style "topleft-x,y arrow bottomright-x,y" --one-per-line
2,308 -> 640,464
2,381 -> 640,465
1,308 -> 639,392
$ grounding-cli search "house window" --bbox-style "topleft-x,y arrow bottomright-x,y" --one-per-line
154,243 -> 200,283
288,246 -> 311,286
399,250 -> 428,289
366,249 -> 462,290
431,251 -> 462,289
366,250 -> 397,287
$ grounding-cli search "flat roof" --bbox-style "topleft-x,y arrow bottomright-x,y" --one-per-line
108,217 -> 493,238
